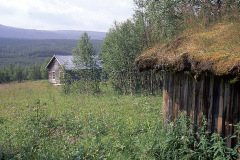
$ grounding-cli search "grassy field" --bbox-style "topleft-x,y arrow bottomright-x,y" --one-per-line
0,81 -> 163,159
1,81 -> 239,160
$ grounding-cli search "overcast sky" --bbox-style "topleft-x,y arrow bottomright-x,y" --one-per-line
0,0 -> 135,32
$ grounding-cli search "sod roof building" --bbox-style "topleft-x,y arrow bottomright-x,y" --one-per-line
136,23 -> 240,147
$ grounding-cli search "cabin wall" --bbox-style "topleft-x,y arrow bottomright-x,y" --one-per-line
48,59 -> 62,84
163,71 -> 240,147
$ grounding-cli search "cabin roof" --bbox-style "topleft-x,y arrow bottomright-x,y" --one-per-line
136,22 -> 240,77
46,55 -> 102,70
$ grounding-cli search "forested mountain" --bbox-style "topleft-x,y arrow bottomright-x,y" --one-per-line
0,24 -> 106,40
0,38 -> 103,66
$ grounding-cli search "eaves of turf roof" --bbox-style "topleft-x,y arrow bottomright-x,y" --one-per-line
135,22 -> 240,77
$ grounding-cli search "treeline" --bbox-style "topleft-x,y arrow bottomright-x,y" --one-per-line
100,0 -> 240,94
0,58 -> 50,83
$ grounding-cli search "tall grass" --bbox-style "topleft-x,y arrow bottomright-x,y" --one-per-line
0,81 -> 239,159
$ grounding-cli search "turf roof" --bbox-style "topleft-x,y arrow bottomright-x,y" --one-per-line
136,22 -> 240,77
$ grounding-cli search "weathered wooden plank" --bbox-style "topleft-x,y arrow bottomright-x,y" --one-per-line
213,77 -> 221,133
197,75 -> 204,126
183,73 -> 189,115
180,73 -> 185,112
218,78 -> 224,134
191,77 -> 196,131
187,74 -> 193,117
232,85 -> 239,147
194,77 -> 200,127
226,84 -> 233,147
208,75 -> 214,132
168,73 -> 174,122
223,82 -> 230,137
203,75 -> 210,120
173,73 -> 180,121
163,71 -> 169,127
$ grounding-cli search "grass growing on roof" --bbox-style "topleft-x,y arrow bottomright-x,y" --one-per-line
136,22 -> 240,76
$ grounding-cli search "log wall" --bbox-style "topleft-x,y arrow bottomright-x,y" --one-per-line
162,71 -> 240,147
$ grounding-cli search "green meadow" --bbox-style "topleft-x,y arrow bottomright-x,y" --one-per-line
0,81 -> 239,159
0,81 -> 163,159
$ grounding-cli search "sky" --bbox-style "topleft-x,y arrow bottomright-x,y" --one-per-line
0,0 -> 135,32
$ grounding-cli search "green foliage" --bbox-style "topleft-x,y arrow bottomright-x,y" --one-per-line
0,59 -> 49,83
71,32 -> 101,94
0,81 -> 163,159
0,81 -> 239,159
101,20 -> 162,95
153,114 -> 240,159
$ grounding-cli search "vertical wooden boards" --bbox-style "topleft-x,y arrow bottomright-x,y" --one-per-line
168,73 -> 174,122
208,75 -> 214,132
161,71 -> 240,149
191,77 -> 196,130
180,73 -> 185,112
232,85 -> 239,147
197,76 -> 205,126
183,73 -> 189,115
218,78 -> 224,134
223,82 -> 230,137
173,73 -> 180,122
162,71 -> 169,127
213,77 -> 221,133
224,83 -> 231,147
187,74 -> 193,117
203,75 -> 210,121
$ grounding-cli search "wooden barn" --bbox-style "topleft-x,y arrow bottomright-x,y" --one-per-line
46,55 -> 102,85
136,23 -> 240,147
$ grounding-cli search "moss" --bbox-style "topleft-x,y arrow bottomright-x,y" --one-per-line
230,77 -> 239,84
136,22 -> 240,76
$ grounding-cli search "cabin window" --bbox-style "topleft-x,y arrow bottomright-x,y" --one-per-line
52,71 -> 56,80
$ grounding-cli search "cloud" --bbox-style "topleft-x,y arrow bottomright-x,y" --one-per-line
0,0 -> 134,32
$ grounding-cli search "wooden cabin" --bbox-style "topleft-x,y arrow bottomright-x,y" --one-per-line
136,23 -> 240,147
46,55 -> 102,85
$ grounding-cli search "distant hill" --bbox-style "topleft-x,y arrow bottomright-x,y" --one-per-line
0,38 -> 103,66
0,24 -> 106,40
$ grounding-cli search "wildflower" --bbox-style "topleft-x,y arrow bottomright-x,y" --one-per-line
52,135 -> 57,139
70,140 -> 75,144
92,155 -> 94,157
